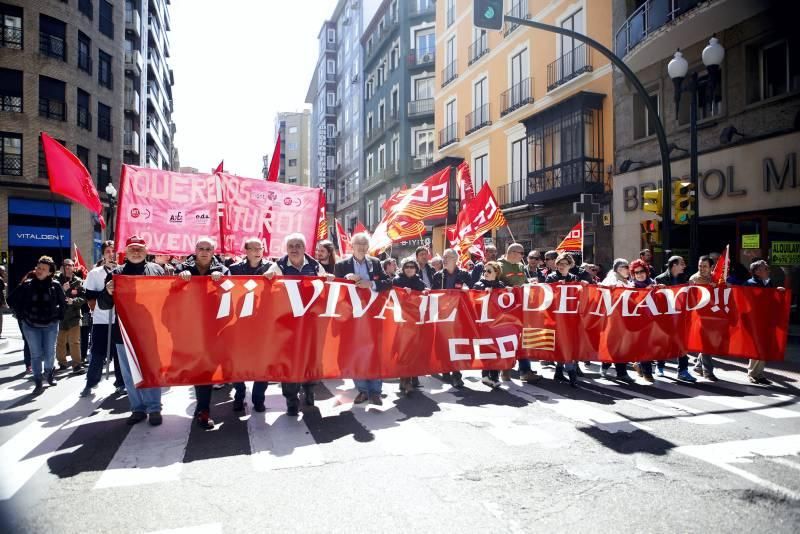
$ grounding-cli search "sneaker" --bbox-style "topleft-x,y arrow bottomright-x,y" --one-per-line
71,364 -> 84,373
553,369 -> 567,382
411,376 -> 422,389
500,370 -> 512,381
114,386 -> 126,395
148,412 -> 163,426
79,387 -> 92,398
126,412 -> 147,425
232,399 -> 245,412
194,411 -> 214,430
656,367 -> 666,378
25,366 -> 32,374
369,394 -> 383,406
451,375 -> 464,388
677,370 -> 697,383
253,402 -> 266,413
703,371 -> 719,382
58,363 -> 68,371
353,392 -> 369,404
519,371 -> 540,383
617,372 -> 635,383
643,374 -> 655,383
481,376 -> 496,388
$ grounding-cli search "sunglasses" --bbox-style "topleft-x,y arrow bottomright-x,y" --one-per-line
485,269 -> 496,274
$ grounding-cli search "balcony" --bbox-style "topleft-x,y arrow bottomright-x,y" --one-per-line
615,0 -> 702,58
547,44 -> 592,91
526,159 -> 605,203
504,0 -> 530,37
497,178 -> 529,207
325,40 -> 336,51
408,98 -> 434,118
363,167 -> 395,193
125,50 -> 143,77
1,24 -> 22,49
325,105 -> 338,117
408,47 -> 435,69
38,98 -> 66,121
465,104 -> 491,136
0,153 -> 21,176
410,2 -> 435,17
468,33 -> 489,66
125,9 -> 141,37
124,130 -> 140,155
411,154 -> 434,171
77,106 -> 92,131
338,189 -> 360,210
501,77 -> 534,116
39,33 -> 66,60
365,18 -> 398,63
325,71 -> 336,82
441,60 -> 457,88
124,90 -> 140,114
438,123 -> 459,149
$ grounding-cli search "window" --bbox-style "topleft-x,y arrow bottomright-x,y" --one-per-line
558,8 -> 585,80
327,92 -> 336,106
747,39 -> 800,103
352,133 -> 358,152
327,123 -> 336,138
474,154 -> 488,189
446,0 -> 455,27
1,4 -> 23,49
378,145 -> 385,171
366,200 -> 374,227
77,88 -> 91,130
391,87 -> 399,116
377,63 -> 385,86
391,45 -> 399,70
446,35 -> 456,66
474,77 -> 488,111
39,14 -> 66,60
633,90 -> 659,140
99,0 -> 114,39
78,32 -> 92,74
367,153 -> 374,178
511,138 -> 527,184
0,68 -> 22,112
378,102 -> 385,124
365,78 -> 373,100
97,155 -> 111,188
287,142 -> 298,150
415,77 -> 434,100
287,176 -> 298,184
38,137 -> 65,178
445,100 -> 456,126
392,137 -> 399,171
560,9 -> 583,57
97,102 -> 112,141
415,129 -> 434,156
415,28 -> 435,56
327,28 -> 336,43
288,159 -> 297,167
678,73 -> 721,125
0,132 -> 22,175
327,59 -> 336,74
289,126 -> 298,134
76,145 -> 90,173
79,0 -> 93,19
39,76 -> 66,121
98,50 -> 113,89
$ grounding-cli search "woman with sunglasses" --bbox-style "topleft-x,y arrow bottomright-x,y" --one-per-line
597,259 -> 636,382
473,261 -> 507,388
629,259 -> 657,383
544,253 -> 583,386
393,258 -> 427,395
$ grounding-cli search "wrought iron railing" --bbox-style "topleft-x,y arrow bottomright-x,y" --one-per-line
0,95 -> 22,113
408,47 -> 435,68
1,25 -> 23,49
0,153 -> 22,176
39,98 -> 66,121
438,123 -> 459,149
77,106 -> 92,130
39,33 -> 65,60
408,98 -> 434,117
441,60 -> 457,88
615,0 -> 702,57
497,178 -> 529,207
468,33 -> 489,66
504,0 -> 530,37
465,104 -> 491,135
547,44 -> 592,91
501,77 -> 534,116
527,158 -> 605,198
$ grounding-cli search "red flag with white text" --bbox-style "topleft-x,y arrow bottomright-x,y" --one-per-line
336,219 -> 352,256
556,220 -> 583,252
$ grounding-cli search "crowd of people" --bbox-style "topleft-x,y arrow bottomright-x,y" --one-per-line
2,233 -> 785,431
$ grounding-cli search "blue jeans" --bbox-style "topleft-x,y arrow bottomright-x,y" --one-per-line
86,324 -> 119,389
354,379 -> 382,396
517,358 -> 532,373
116,343 -> 162,414
21,322 -> 58,380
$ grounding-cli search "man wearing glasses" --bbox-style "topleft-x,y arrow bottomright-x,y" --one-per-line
498,243 -> 539,383
525,250 -> 545,282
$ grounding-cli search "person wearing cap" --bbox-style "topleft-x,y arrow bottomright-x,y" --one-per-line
175,237 -> 230,430
228,237 -> 273,413
97,236 -> 165,426
266,232 -> 331,415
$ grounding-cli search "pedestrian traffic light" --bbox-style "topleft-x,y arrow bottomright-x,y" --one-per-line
641,219 -> 661,246
642,188 -> 662,216
672,181 -> 695,224
473,0 -> 504,30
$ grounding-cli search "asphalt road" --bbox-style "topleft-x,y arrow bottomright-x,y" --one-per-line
0,319 -> 799,534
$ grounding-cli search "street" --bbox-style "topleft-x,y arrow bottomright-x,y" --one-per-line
0,320 -> 799,533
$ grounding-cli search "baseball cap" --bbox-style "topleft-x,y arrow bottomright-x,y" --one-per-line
125,235 -> 147,248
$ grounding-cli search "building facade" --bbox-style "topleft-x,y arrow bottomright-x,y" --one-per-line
273,110 -> 311,186
612,0 -> 800,292
0,0 -> 126,287
306,0 -> 381,233
433,0 -> 615,266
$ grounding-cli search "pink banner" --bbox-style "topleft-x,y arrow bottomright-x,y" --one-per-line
114,165 -> 220,255
218,173 -> 321,257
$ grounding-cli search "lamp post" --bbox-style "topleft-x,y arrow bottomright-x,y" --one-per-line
105,182 -> 118,241
668,36 -> 725,268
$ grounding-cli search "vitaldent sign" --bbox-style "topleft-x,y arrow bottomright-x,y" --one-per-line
8,226 -> 70,248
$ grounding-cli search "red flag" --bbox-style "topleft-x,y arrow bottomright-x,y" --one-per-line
42,132 -> 106,228
711,244 -> 730,284
267,134 -> 281,182
456,161 -> 475,210
213,160 -> 224,174
556,220 -> 583,252
451,183 -> 507,264
335,219 -> 352,256
354,220 -> 369,236
72,242 -> 87,270
316,190 -> 328,241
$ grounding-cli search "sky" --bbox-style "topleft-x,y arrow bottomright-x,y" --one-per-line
170,0 -> 338,177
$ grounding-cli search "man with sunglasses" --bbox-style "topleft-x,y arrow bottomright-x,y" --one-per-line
498,243 -> 540,383
525,250 -> 545,282
654,255 -> 695,382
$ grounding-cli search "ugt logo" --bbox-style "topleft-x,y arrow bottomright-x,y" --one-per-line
216,279 -> 258,320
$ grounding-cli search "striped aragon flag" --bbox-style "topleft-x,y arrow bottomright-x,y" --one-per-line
556,220 -> 583,252
521,328 -> 556,351
316,190 -> 328,241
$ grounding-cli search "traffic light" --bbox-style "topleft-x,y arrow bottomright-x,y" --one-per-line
672,181 -> 695,224
642,188 -> 662,216
641,219 -> 661,245
474,0 -> 504,31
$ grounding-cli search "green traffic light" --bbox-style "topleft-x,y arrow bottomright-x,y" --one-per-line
484,7 -> 495,18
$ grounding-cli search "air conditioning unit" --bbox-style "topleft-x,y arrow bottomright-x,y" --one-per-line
421,53 -> 433,63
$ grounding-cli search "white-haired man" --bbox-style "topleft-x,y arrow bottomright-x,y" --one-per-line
266,233 -> 329,415
334,232 -> 392,405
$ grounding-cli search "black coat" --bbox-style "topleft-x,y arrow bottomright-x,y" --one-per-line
432,268 -> 473,289
654,270 -> 689,286
418,262 -> 436,288
8,277 -> 66,326
524,266 -> 546,282
174,255 -> 230,276
334,256 -> 392,291
229,258 -> 272,275
545,271 -> 580,283
473,278 -> 506,290
744,277 -> 776,288
393,274 -> 426,291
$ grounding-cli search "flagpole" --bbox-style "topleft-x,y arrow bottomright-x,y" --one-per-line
48,191 -> 66,265
505,225 -> 516,244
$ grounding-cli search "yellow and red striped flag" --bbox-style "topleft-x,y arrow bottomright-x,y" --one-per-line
556,220 -> 583,252
316,190 -> 328,241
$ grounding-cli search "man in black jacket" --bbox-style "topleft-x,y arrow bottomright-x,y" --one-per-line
334,232 -> 392,405
470,244 -> 498,285
175,237 -> 230,430
744,260 -> 786,384
432,249 -> 473,388
653,255 -> 696,382
415,246 -> 436,289
97,236 -> 165,426
229,237 -> 272,413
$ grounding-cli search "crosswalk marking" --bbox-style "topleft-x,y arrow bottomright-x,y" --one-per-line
95,386 -> 194,488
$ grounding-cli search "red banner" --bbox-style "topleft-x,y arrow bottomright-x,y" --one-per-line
115,165 -> 219,255
114,277 -> 791,387
218,173 -> 320,257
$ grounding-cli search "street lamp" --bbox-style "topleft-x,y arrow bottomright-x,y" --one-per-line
668,36 -> 725,268
105,182 -> 118,241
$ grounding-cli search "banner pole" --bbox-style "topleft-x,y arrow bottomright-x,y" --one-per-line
505,224 -> 516,244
